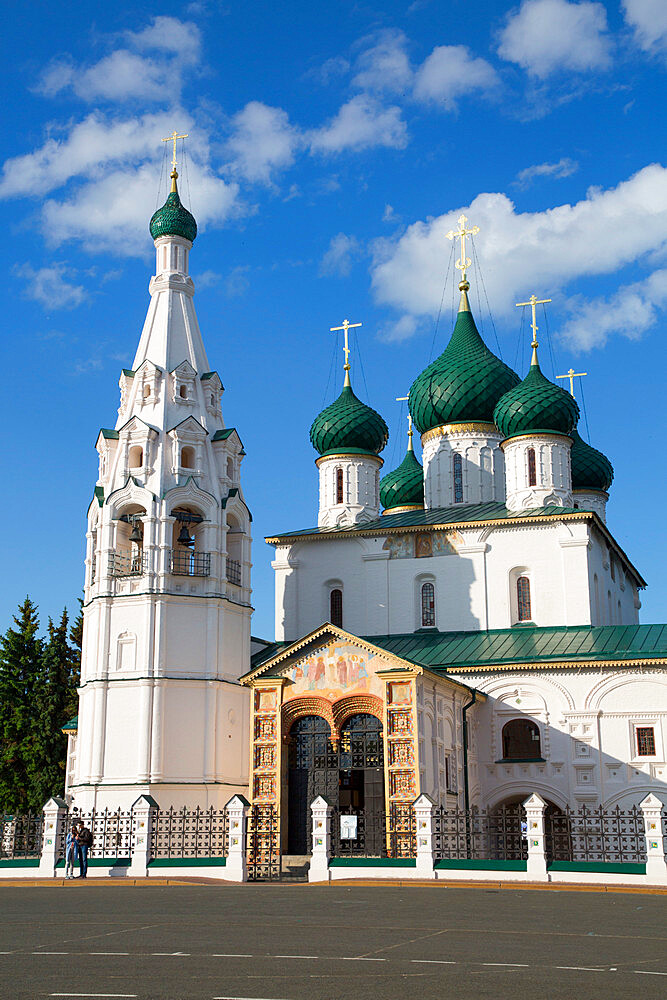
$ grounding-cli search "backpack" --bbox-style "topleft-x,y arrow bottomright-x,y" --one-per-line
79,827 -> 93,847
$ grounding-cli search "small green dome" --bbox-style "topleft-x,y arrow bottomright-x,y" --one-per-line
493,353 -> 579,440
409,292 -> 520,434
380,440 -> 424,511
149,173 -> 197,243
310,380 -> 388,457
571,428 -> 613,492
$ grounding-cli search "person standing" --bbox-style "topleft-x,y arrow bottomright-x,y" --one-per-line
64,821 -> 79,880
76,822 -> 93,879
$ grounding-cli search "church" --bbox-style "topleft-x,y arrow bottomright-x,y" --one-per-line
63,152 -> 667,860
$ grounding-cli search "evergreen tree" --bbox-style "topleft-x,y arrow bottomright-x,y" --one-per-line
68,598 -> 83,721
30,610 -> 79,808
0,597 -> 42,813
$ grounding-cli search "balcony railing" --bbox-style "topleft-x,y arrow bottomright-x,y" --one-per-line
108,551 -> 147,578
170,550 -> 211,577
226,558 -> 242,586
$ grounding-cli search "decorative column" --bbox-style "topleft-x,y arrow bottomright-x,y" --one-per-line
308,796 -> 332,882
128,794 -> 158,877
38,797 -> 68,877
413,793 -> 435,878
226,795 -> 249,882
523,793 -> 547,879
640,793 -> 667,884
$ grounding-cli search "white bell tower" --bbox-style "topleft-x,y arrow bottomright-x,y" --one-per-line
72,149 -> 251,810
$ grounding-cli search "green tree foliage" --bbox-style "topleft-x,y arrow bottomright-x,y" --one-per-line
0,597 -> 42,812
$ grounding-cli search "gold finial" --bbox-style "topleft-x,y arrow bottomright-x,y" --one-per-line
162,130 -> 189,189
396,395 -> 413,450
446,214 -> 480,308
556,368 -> 588,397
330,318 -> 362,386
516,293 -> 552,365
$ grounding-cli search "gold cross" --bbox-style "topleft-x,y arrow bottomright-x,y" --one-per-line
557,368 -> 588,397
330,318 -> 362,375
446,214 -> 480,278
516,294 -> 552,359
162,130 -> 189,171
396,395 -> 413,440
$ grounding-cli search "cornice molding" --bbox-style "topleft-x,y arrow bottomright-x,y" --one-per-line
421,422 -> 499,445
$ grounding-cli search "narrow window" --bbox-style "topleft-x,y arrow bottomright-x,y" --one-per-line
181,446 -> 195,470
129,445 -> 143,469
636,727 -> 656,757
330,588 -> 343,627
527,448 -> 536,487
610,555 -> 615,581
502,719 -> 541,759
421,582 -> 436,627
143,384 -> 151,399
517,576 -> 531,622
335,467 -> 344,504
453,453 -> 463,503
226,457 -> 234,480
608,590 -> 613,624
179,384 -> 187,399
210,393 -> 215,407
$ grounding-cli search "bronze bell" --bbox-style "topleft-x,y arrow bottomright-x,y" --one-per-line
129,522 -> 143,544
177,524 -> 194,547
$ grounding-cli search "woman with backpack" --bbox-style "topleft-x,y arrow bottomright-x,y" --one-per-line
76,822 -> 93,878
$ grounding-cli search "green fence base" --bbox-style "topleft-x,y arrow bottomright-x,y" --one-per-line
0,858 -> 40,868
435,859 -> 528,871
148,857 -> 227,868
547,861 -> 646,875
329,857 -> 417,868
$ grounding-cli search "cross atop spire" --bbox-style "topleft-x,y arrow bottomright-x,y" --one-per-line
330,318 -> 362,386
446,214 -> 480,284
557,367 -> 588,397
516,293 -> 552,365
162,130 -> 189,172
396,395 -> 414,448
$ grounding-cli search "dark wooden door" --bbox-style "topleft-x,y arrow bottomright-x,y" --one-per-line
287,715 -> 337,854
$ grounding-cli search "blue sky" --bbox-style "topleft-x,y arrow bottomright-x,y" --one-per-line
1,0 -> 666,637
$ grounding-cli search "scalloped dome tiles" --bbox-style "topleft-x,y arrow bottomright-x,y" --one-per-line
149,178 -> 198,243
408,303 -> 520,434
571,428 -> 614,492
493,358 -> 580,440
310,383 -> 389,457
380,445 -> 424,511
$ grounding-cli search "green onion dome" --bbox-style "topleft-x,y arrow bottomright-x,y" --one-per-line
310,378 -> 388,458
149,172 -> 197,243
380,439 -> 424,511
493,350 -> 579,441
570,428 -> 614,492
408,288 -> 520,434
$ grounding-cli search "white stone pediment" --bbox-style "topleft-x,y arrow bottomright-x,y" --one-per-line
167,415 -> 208,438
106,476 -> 157,515
170,359 -> 197,377
134,359 -> 163,376
164,477 -> 218,514
117,415 -> 159,438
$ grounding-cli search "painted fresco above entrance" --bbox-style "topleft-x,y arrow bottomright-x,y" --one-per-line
281,642 -> 386,703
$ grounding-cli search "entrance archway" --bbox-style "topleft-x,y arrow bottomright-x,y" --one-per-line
286,712 -> 385,855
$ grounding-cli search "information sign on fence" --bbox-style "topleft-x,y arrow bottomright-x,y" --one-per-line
340,815 -> 358,840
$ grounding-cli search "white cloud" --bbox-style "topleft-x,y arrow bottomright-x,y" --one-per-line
561,268 -> 667,349
498,0 -> 612,78
378,314 -> 419,343
370,164 -> 667,348
413,45 -> 499,109
622,0 -> 667,52
515,157 -> 578,188
195,269 -> 221,289
319,233 -> 361,276
352,29 -> 412,94
226,102 -> 300,184
16,263 -> 86,310
36,16 -> 201,102
224,265 -> 251,297
309,95 -> 407,154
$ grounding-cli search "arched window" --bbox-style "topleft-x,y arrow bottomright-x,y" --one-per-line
502,719 -> 542,760
335,467 -> 344,505
594,573 -> 600,624
330,588 -> 343,627
610,554 -> 615,581
608,590 -> 613,624
226,457 -> 234,480
453,453 -> 463,503
179,384 -> 187,399
181,446 -> 195,470
421,582 -> 436,627
143,384 -> 151,399
128,445 -> 143,469
516,576 -> 531,622
527,448 -> 536,487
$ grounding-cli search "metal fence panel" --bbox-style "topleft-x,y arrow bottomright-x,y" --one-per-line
1,813 -> 44,859
150,807 -> 228,858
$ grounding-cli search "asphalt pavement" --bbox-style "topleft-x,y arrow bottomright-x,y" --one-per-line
2,882 -> 666,1000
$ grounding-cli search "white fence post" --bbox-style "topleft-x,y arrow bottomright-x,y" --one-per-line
523,793 -> 547,879
640,793 -> 667,884
308,796 -> 332,882
225,795 -> 249,882
413,793 -> 435,878
128,795 -> 158,877
38,797 -> 68,877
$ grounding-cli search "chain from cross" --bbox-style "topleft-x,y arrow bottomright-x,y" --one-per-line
330,318 -> 362,372
162,130 -> 189,171
516,293 -> 552,349
446,214 -> 480,277
556,368 -> 588,397
396,395 -> 413,438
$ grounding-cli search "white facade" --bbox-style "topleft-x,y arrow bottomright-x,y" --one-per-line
72,205 -> 251,810
422,422 -> 505,508
316,453 -> 383,527
503,433 -> 573,511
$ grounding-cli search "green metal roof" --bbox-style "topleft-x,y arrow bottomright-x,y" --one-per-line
571,428 -> 614,492
409,292 -> 520,433
121,369 -> 135,377
212,428 -> 235,441
149,175 -> 197,243
99,428 -> 119,440
379,441 -> 424,511
61,715 -> 78,733
310,379 -> 388,458
250,624 -> 667,675
94,486 -> 104,507
493,353 -> 579,440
